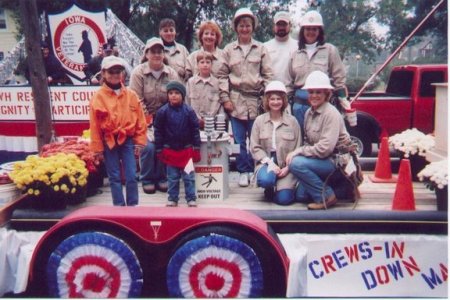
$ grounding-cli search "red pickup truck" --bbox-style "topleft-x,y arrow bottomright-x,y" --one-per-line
347,64 -> 448,156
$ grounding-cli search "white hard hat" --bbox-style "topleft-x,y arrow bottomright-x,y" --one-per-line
265,81 -> 287,94
101,56 -> 126,70
303,71 -> 334,90
300,10 -> 323,27
233,8 -> 258,30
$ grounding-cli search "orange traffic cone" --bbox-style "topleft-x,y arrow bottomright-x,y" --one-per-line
369,137 -> 397,183
392,159 -> 416,210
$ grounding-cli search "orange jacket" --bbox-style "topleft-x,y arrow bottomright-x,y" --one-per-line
89,84 -> 147,153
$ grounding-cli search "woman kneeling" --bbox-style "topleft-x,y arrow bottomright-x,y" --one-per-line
250,81 -> 302,205
286,71 -> 351,210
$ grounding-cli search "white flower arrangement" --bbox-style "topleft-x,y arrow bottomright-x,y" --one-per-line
418,160 -> 448,190
389,128 -> 435,158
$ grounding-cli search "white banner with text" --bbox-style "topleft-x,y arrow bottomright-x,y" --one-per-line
279,234 -> 448,297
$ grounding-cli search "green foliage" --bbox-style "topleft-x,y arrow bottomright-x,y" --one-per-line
346,76 -> 381,93
319,0 -> 384,64
1,0 -> 447,62
377,0 -> 447,61
127,0 -> 292,50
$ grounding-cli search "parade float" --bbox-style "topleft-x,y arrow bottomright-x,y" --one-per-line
0,1 -> 447,298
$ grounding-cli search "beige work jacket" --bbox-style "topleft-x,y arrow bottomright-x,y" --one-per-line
129,63 -> 180,115
186,75 -> 222,119
250,112 -> 302,190
185,48 -> 224,79
294,102 -> 349,159
217,39 -> 273,120
164,42 -> 189,81
287,43 -> 346,95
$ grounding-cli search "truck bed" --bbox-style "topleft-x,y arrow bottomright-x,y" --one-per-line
7,171 -> 447,235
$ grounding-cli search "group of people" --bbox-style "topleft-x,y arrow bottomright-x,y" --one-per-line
89,8 -> 354,210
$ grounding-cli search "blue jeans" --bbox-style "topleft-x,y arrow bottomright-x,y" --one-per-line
257,164 -> 295,205
139,140 -> 166,185
167,165 -> 196,202
292,89 -> 310,132
103,138 -> 138,206
289,156 -> 336,203
292,103 -> 310,133
230,117 -> 254,173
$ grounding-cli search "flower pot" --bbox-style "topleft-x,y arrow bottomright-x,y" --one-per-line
66,185 -> 87,205
87,171 -> 104,197
407,154 -> 428,182
435,186 -> 448,211
29,191 -> 67,210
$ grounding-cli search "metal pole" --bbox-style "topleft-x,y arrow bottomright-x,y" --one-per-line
350,0 -> 445,104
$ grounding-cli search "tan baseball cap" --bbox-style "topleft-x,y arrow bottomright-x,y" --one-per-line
274,11 -> 291,24
144,37 -> 164,54
101,56 -> 126,70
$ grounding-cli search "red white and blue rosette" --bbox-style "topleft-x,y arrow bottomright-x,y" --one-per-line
167,233 -> 263,298
46,232 -> 143,298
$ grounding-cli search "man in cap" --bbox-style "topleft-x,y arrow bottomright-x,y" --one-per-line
83,43 -> 114,84
22,41 -> 67,85
264,11 -> 298,87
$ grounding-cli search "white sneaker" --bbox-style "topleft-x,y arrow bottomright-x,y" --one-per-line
239,173 -> 249,187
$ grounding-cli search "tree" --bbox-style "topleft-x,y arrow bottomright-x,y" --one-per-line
377,0 -> 447,62
19,0 -> 53,151
0,0 -> 130,37
314,1 -> 384,64
127,0 -> 292,51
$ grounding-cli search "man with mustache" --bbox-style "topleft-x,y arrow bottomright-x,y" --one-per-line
264,11 -> 298,87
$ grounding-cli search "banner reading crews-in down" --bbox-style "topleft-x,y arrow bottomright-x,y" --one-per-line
279,234 -> 448,297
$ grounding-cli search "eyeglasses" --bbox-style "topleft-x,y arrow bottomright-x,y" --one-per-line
107,68 -> 123,75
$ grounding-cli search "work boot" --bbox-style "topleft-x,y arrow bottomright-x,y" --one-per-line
156,181 -> 168,192
307,195 -> 337,210
143,183 -> 156,194
187,200 -> 197,207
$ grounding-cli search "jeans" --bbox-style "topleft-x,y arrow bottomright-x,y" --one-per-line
139,140 -> 166,185
230,117 -> 254,173
167,165 -> 196,202
292,89 -> 310,133
292,103 -> 310,133
289,155 -> 336,203
103,137 -> 138,206
257,164 -> 295,205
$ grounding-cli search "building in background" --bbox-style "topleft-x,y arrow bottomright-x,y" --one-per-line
0,8 -> 19,61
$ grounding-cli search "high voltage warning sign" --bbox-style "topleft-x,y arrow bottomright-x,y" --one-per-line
195,166 -> 223,200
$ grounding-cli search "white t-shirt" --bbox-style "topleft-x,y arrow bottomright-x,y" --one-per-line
264,37 -> 298,86
271,120 -> 281,151
305,42 -> 318,59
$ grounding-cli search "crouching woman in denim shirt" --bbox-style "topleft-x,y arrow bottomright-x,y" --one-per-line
286,71 -> 350,210
250,81 -> 301,205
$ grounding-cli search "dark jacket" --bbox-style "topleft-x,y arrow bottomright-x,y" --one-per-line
83,55 -> 103,81
154,102 -> 201,151
23,54 -> 66,85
